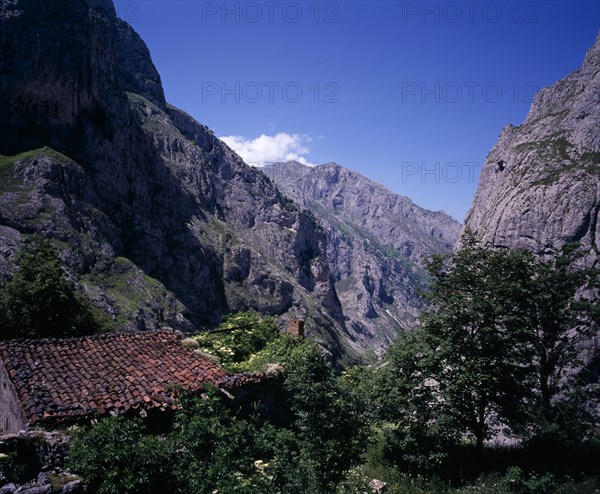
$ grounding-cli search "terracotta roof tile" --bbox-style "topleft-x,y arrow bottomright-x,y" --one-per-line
0,330 -> 230,425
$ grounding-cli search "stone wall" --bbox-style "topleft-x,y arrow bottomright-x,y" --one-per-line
0,363 -> 26,434
0,431 -> 84,493
284,319 -> 305,338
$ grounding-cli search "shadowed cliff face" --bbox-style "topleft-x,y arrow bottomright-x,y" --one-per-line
0,0 -> 354,362
465,31 -> 600,269
264,161 -> 461,357
114,18 -> 166,110
0,0 -> 129,157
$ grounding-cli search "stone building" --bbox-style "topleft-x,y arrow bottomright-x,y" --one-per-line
0,330 -> 268,433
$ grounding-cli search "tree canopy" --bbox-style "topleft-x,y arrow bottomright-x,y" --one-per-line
0,237 -> 103,340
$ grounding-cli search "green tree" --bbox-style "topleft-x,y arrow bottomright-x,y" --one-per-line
371,330 -> 460,473
525,244 -> 597,420
518,245 -> 599,443
0,237 -> 102,340
168,389 -> 269,494
416,236 -> 537,450
278,343 -> 370,493
379,234 -> 598,455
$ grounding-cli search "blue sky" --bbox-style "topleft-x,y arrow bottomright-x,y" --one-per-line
118,1 -> 600,221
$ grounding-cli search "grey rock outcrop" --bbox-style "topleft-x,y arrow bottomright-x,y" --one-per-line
264,161 -> 461,356
0,0 -> 350,360
465,30 -> 600,269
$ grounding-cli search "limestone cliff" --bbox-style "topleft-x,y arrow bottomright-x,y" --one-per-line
465,31 -> 600,269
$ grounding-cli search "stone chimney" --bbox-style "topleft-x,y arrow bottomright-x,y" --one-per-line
285,319 -> 305,338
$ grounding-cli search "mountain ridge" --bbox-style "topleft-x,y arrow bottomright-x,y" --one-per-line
264,160 -> 461,356
275,160 -> 460,221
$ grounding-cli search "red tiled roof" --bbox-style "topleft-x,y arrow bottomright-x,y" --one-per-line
0,330 -> 229,425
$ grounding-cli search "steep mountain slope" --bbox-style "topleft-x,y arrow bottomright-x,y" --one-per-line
264,161 -> 461,356
0,0 -> 351,360
465,31 -> 600,269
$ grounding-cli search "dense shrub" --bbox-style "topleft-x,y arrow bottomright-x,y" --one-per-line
192,311 -> 280,370
68,418 -> 172,494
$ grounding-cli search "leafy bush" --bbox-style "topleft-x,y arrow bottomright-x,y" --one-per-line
335,467 -> 374,493
192,312 -> 280,370
69,393 -> 262,494
0,451 -> 29,485
498,467 -> 556,494
68,418 -> 173,494
280,194 -> 299,213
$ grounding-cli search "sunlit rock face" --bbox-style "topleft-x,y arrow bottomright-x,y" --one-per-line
465,31 -> 600,268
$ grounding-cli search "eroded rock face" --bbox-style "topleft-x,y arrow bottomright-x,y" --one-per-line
0,0 -> 129,159
465,31 -> 600,269
0,0 -> 350,361
264,161 -> 461,357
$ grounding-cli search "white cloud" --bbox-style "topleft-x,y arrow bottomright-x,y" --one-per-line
220,133 -> 315,167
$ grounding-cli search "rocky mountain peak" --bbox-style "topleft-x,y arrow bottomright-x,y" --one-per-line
268,161 -> 460,260
520,30 -> 600,151
583,30 -> 600,69
88,0 -> 115,13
